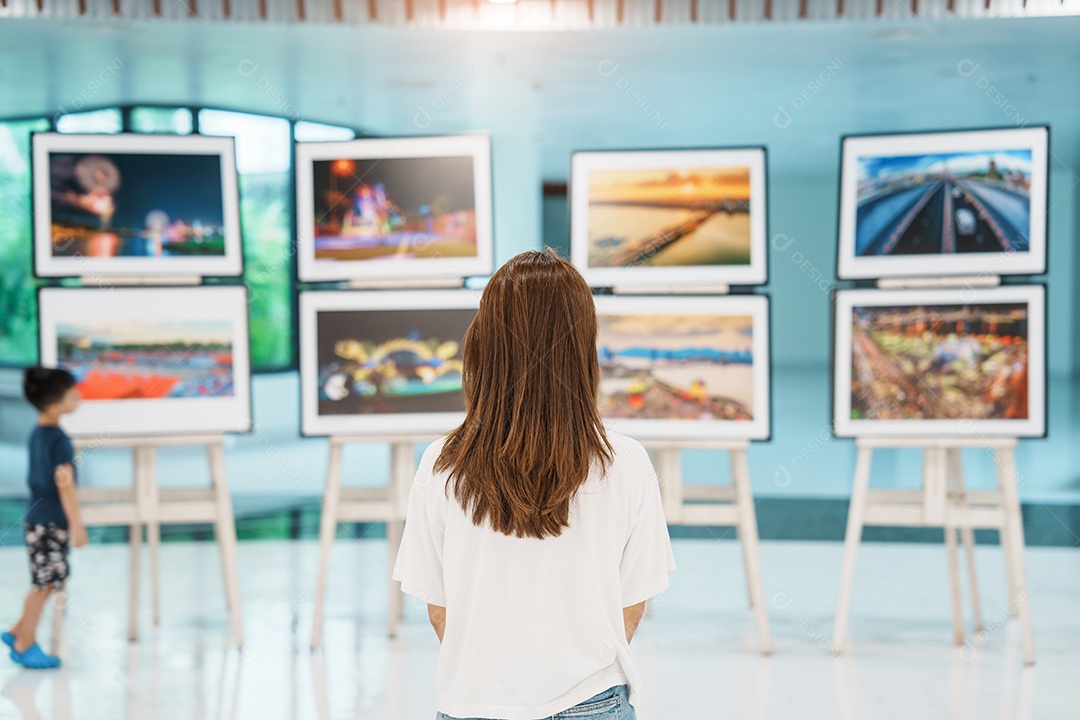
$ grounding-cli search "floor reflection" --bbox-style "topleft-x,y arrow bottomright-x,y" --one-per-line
0,539 -> 1073,719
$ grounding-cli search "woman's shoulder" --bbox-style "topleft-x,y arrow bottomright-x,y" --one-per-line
604,429 -> 649,458
599,430 -> 653,476
581,430 -> 655,506
419,435 -> 451,474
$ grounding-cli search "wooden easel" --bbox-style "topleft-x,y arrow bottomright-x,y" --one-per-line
832,437 -> 1034,664
310,436 -> 432,649
645,439 -> 772,655
60,434 -> 244,648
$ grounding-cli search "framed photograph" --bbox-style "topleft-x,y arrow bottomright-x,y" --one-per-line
37,286 -> 252,438
837,126 -> 1049,280
592,294 -> 771,440
32,132 -> 242,279
299,290 -> 481,436
570,147 -> 768,289
295,135 -> 494,283
832,285 -> 1046,438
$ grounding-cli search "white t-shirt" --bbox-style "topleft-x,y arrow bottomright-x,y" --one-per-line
392,430 -> 677,720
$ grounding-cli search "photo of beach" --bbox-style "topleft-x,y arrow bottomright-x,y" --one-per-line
597,313 -> 755,421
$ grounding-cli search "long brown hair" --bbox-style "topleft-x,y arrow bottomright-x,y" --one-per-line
435,249 -> 614,539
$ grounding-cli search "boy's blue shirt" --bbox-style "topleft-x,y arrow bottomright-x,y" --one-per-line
26,425 -> 75,527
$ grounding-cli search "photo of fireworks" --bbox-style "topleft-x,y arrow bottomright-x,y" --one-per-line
315,308 -> 475,416
56,321 -> 235,400
311,156 -> 478,261
597,314 -> 755,422
585,166 -> 753,269
48,151 -> 228,259
850,303 -> 1029,421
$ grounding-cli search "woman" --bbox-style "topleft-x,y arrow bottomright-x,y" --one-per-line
393,249 -> 677,720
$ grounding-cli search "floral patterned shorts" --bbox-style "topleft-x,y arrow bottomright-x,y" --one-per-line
24,523 -> 70,590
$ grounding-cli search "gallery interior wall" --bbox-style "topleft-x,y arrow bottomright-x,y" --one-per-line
0,15 -> 1078,522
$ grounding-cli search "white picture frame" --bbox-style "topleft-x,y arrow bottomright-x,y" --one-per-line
299,289 -> 482,437
570,147 -> 768,289
837,126 -> 1049,280
295,135 -> 494,284
33,132 -> 243,279
832,285 -> 1046,438
37,285 -> 252,438
591,294 -> 771,441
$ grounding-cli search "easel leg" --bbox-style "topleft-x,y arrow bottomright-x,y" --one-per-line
833,446 -> 873,655
1000,521 -> 1019,620
996,447 -> 1035,665
654,447 -> 683,526
996,452 -> 1019,620
732,449 -> 771,655
145,447 -> 161,629
129,522 -> 141,643
311,440 -> 343,650
149,522 -> 161,627
948,448 -> 983,632
209,442 -> 243,647
387,442 -> 413,638
944,520 -> 965,645
932,448 -> 964,646
651,447 -> 683,618
129,446 -> 146,643
743,566 -> 755,609
738,495 -> 756,612
387,519 -> 405,638
217,534 -> 232,612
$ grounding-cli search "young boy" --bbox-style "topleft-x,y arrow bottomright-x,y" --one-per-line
4,367 -> 87,669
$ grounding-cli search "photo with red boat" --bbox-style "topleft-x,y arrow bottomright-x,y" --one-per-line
56,321 -> 235,400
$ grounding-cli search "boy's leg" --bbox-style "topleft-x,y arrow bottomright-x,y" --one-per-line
12,587 -> 52,653
14,524 -> 69,655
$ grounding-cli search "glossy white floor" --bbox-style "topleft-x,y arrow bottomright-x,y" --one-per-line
0,538 -> 1076,720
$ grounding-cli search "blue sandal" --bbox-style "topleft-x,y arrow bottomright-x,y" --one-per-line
1,631 -> 14,649
10,643 -> 60,669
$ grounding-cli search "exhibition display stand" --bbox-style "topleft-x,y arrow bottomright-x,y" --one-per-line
832,260 -> 1038,665
310,436 -> 433,649
613,283 -> 730,295
83,275 -> 204,287
646,439 -> 772,655
65,434 -> 244,648
831,436 -> 1034,664
605,281 -> 772,654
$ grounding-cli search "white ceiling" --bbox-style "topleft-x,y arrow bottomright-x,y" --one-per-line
0,14 -> 1077,179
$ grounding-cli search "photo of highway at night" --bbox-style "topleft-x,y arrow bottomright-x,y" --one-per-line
597,314 -> 755,421
855,150 -> 1032,257
850,303 -> 1029,422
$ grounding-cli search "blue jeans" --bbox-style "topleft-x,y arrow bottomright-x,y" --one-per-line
436,684 -> 636,720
